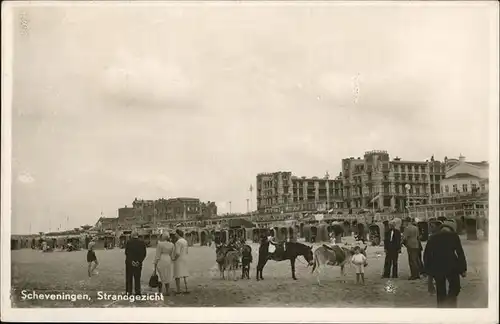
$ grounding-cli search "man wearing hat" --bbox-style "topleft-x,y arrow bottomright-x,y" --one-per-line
403,219 -> 421,280
125,230 -> 147,296
424,220 -> 467,308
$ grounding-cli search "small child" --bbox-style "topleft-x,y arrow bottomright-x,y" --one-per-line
351,246 -> 368,285
87,239 -> 99,277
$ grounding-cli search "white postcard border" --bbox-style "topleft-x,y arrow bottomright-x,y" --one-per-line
1,1 -> 499,323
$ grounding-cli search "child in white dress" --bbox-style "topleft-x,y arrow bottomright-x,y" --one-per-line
351,246 -> 367,284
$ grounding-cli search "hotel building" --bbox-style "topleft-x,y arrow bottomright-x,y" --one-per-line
256,150 -> 447,214
410,155 -> 489,220
117,197 -> 218,225
342,150 -> 446,211
256,171 -> 345,213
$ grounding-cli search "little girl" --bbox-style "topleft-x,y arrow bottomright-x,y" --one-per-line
351,246 -> 368,284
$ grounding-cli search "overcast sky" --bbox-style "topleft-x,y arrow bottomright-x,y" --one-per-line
9,2 -> 497,234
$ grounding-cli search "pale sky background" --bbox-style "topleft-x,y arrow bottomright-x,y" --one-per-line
9,3 -> 496,234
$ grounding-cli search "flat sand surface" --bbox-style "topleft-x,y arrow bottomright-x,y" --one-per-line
11,237 -> 488,308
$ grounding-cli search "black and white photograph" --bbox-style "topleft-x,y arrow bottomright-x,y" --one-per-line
1,1 -> 498,323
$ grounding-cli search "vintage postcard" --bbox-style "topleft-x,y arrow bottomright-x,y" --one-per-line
1,1 -> 498,323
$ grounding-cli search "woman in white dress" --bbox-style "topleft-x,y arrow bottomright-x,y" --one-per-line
173,229 -> 189,294
153,233 -> 175,296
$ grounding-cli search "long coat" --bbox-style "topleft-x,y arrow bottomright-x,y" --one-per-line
173,238 -> 189,278
423,230 -> 467,277
403,224 -> 420,249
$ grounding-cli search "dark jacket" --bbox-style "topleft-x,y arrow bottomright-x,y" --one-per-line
423,229 -> 467,276
384,228 -> 401,252
258,240 -> 269,259
125,238 -> 147,264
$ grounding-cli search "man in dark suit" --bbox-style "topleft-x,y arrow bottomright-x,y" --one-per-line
382,220 -> 401,278
424,221 -> 467,308
125,230 -> 147,296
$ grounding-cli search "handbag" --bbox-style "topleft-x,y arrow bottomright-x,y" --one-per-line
149,269 -> 159,288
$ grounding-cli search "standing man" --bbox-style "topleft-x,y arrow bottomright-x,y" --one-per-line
424,220 -> 467,308
256,234 -> 270,281
173,229 -> 189,294
382,220 -> 401,278
403,219 -> 421,280
125,230 -> 147,296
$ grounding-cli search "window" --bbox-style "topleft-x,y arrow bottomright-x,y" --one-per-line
453,184 -> 458,193
445,185 -> 449,193
480,183 -> 486,191
472,184 -> 477,191
462,184 -> 468,192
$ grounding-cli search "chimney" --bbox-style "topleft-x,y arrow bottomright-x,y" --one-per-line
459,154 -> 465,163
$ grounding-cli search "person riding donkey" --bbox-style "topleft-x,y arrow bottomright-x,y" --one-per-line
268,233 -> 287,261
227,236 -> 239,252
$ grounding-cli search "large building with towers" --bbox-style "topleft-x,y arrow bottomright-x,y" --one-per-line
256,150 -> 456,214
341,150 -> 446,212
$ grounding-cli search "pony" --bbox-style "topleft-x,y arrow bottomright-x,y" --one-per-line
311,244 -> 368,285
216,244 -> 242,280
256,241 -> 314,281
224,250 -> 241,280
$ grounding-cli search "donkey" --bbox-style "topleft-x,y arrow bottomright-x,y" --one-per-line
257,241 -> 314,281
311,244 -> 368,285
216,244 -> 242,280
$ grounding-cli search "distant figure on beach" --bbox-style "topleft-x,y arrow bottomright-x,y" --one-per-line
125,230 -> 147,296
87,238 -> 99,277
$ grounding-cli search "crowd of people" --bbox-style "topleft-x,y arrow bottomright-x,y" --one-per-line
87,229 -> 191,296
383,218 -> 467,308
84,217 -> 468,308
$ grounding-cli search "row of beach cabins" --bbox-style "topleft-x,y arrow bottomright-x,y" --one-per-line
11,213 -> 488,251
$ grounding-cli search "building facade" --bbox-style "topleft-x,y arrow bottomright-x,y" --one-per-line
341,150 -> 446,212
118,206 -> 135,224
432,155 -> 489,205
409,155 -> 489,228
118,197 -> 218,225
256,171 -> 345,213
438,155 -> 489,198
94,217 -> 119,231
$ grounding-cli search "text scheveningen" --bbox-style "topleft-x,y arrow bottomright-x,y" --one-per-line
21,290 -> 92,302
20,290 -> 164,303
